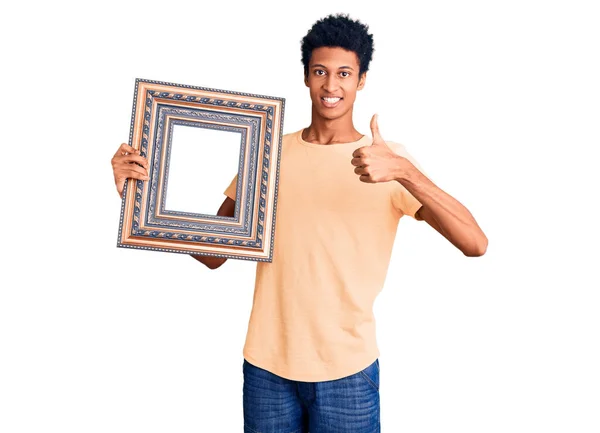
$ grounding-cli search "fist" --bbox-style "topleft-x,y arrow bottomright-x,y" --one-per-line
111,143 -> 149,197
351,114 -> 403,183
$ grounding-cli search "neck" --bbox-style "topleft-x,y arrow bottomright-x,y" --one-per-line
302,106 -> 363,145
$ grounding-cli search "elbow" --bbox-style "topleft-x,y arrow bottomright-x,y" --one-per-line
190,254 -> 227,269
207,257 -> 228,270
463,235 -> 488,257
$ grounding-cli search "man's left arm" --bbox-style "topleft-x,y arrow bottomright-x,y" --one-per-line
352,114 -> 488,257
396,159 -> 488,257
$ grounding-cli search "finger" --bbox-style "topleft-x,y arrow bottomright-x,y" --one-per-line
352,147 -> 367,158
352,157 -> 369,167
350,157 -> 366,166
111,153 -> 149,170
116,153 -> 149,168
370,114 -> 385,145
116,163 -> 149,179
113,159 -> 149,177
359,174 -> 374,183
118,169 -> 149,181
354,166 -> 367,175
114,142 -> 138,158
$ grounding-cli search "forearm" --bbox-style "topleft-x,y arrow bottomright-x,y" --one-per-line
396,159 -> 487,256
190,196 -> 236,269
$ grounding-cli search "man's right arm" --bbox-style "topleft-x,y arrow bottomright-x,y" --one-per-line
190,196 -> 236,269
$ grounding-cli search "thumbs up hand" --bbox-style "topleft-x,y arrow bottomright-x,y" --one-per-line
351,114 -> 406,183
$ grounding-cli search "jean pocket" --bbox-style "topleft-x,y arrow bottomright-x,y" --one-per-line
359,359 -> 379,391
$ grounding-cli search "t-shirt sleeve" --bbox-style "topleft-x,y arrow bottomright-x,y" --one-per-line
388,142 -> 428,220
223,174 -> 238,201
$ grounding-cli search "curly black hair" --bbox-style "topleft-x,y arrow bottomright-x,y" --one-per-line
300,13 -> 375,78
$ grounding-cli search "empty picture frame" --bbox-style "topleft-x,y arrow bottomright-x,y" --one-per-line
117,78 -> 285,262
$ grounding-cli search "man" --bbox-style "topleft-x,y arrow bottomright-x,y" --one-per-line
111,13 -> 487,433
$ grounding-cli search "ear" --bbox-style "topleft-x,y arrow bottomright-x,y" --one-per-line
304,73 -> 309,87
357,72 -> 367,90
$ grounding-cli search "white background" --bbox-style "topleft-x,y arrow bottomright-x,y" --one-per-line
1,1 -> 599,432
166,125 -> 240,214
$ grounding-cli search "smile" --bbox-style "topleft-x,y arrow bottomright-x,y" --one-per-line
321,97 -> 342,108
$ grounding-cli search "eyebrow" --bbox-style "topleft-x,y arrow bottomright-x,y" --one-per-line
311,64 -> 355,70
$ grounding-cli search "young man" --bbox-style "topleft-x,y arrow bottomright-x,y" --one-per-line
112,13 -> 487,433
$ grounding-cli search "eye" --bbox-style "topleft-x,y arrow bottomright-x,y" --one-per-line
315,69 -> 326,76
340,71 -> 350,78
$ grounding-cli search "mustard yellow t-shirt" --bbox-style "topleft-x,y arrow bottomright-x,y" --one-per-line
224,129 -> 424,382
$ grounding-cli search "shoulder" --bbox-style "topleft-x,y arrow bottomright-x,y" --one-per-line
280,129 -> 301,141
278,129 -> 303,149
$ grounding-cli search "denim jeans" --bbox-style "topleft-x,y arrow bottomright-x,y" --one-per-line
243,358 -> 380,433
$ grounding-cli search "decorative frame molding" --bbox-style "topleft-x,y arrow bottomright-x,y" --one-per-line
117,78 -> 285,262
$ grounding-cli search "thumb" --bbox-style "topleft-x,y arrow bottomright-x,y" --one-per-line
370,114 -> 386,146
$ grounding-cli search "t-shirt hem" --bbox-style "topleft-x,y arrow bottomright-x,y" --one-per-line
243,349 -> 381,382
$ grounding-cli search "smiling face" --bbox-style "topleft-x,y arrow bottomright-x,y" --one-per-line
304,46 -> 366,121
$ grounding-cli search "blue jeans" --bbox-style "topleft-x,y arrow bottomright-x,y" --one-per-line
243,358 -> 380,433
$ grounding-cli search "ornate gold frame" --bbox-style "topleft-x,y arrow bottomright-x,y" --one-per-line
117,78 -> 285,262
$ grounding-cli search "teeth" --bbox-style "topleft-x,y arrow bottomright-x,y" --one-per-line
323,97 -> 341,103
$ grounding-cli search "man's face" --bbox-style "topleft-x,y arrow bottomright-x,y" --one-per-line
304,46 -> 366,121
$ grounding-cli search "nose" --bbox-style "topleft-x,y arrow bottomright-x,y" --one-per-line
323,74 -> 339,93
